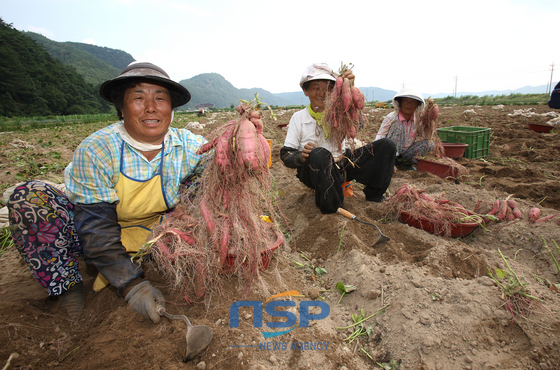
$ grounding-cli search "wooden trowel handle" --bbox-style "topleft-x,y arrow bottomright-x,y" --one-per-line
337,208 -> 356,220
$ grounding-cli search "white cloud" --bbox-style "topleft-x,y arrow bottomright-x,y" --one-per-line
81,38 -> 97,45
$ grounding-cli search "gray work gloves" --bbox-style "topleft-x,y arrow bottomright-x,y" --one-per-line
124,281 -> 165,323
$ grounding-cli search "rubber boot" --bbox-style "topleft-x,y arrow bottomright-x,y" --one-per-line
60,282 -> 85,317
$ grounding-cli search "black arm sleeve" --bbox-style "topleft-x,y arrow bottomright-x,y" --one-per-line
74,202 -> 143,291
280,146 -> 304,169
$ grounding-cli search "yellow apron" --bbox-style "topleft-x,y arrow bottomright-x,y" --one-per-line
93,142 -> 169,292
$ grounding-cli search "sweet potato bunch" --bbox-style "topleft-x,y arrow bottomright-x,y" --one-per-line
323,63 -> 365,150
197,101 -> 270,175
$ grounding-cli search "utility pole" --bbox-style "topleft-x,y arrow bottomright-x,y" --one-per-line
548,62 -> 555,94
454,76 -> 458,98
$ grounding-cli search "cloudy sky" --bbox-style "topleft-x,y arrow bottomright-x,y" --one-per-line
2,0 -> 559,97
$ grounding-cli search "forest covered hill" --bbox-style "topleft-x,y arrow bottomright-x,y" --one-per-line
25,31 -> 134,86
178,73 -> 287,109
0,18 -> 111,117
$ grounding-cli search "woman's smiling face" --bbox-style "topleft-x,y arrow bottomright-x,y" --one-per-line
121,82 -> 173,145
304,80 -> 333,113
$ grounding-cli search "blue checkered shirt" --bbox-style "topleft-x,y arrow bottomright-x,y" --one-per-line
65,122 -> 207,208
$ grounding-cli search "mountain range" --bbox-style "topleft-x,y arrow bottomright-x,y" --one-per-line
8,26 -> 551,113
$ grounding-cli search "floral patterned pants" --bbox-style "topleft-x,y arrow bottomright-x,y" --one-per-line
8,181 -> 83,296
387,123 -> 435,162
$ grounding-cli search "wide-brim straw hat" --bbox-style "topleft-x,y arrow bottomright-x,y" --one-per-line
99,61 -> 191,107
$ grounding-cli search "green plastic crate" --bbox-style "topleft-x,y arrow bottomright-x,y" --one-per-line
436,126 -> 491,159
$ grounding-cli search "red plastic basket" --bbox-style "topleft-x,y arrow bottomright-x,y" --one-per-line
528,123 -> 553,133
416,158 -> 460,179
442,143 -> 468,159
399,210 -> 480,237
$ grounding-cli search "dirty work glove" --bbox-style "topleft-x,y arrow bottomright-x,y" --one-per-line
124,281 -> 165,324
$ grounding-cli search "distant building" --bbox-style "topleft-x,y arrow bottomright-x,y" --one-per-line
195,103 -> 215,109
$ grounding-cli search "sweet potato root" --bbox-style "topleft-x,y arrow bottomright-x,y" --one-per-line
534,213 -> 559,223
528,207 -> 541,223
341,78 -> 352,112
351,86 -> 365,110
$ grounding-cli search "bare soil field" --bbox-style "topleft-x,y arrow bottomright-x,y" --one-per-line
1,104 -> 560,370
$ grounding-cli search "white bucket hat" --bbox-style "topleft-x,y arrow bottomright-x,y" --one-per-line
299,63 -> 337,89
392,88 -> 425,111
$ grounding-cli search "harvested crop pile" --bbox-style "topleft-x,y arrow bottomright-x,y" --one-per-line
383,183 -> 484,237
135,96 -> 284,303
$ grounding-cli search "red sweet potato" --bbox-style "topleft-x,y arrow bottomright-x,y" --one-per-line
528,207 -> 541,223
258,133 -> 271,170
342,78 -> 352,112
396,185 -> 408,197
351,86 -> 365,110
507,199 -> 522,219
168,228 -> 196,246
534,213 -> 559,223
236,118 -> 261,170
507,199 -> 518,209
216,124 -> 235,172
482,202 -> 495,223
250,117 -> 263,135
505,206 -> 515,221
487,200 -> 500,216
512,207 -> 523,219
351,108 -> 360,122
496,200 -> 508,221
431,105 -> 439,121
196,137 -> 219,155
200,198 -> 215,234
156,240 -> 173,259
347,122 -> 357,138
335,76 -> 343,95
222,189 -> 230,209
421,193 -> 435,202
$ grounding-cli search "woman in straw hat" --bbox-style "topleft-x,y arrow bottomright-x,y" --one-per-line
8,62 -> 207,321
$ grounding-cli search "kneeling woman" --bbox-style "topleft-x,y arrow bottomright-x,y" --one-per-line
376,88 -> 434,169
